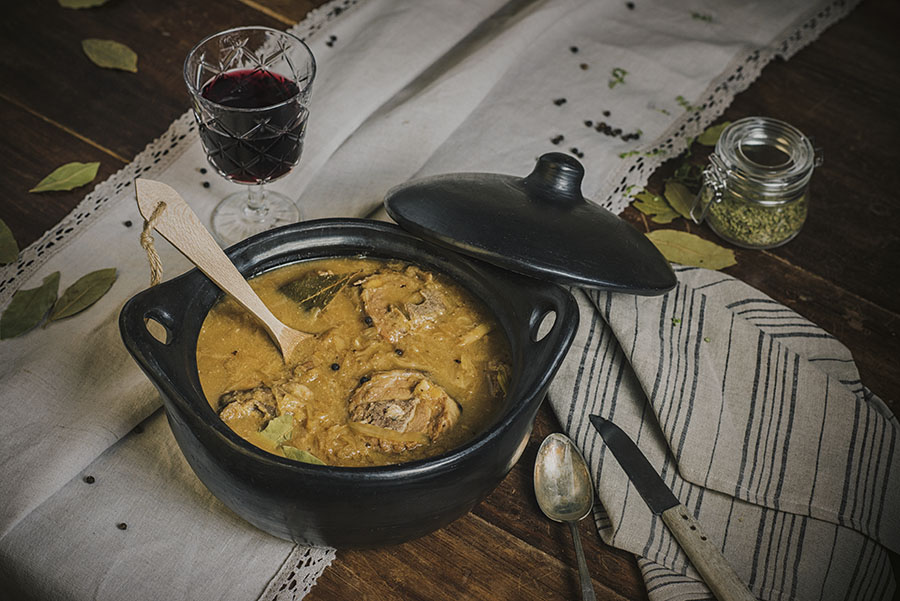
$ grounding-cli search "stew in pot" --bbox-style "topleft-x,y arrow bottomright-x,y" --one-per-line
196,257 -> 511,467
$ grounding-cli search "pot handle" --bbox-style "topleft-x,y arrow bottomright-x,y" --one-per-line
520,284 -> 579,391
118,275 -> 197,382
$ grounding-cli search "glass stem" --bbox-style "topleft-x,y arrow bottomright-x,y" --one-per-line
246,184 -> 268,218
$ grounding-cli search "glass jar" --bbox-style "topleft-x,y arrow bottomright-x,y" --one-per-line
690,116 -> 822,249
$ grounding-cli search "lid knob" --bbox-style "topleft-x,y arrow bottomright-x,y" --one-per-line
523,153 -> 585,204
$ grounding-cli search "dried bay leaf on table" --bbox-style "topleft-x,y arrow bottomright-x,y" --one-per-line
671,158 -> 703,190
1,272 -> 60,339
646,229 -> 736,270
48,268 -> 117,322
663,180 -> 696,220
81,39 -> 138,73
0,219 -> 18,265
631,189 -> 680,224
283,446 -> 326,465
279,271 -> 356,314
29,161 -> 100,193
697,121 -> 730,146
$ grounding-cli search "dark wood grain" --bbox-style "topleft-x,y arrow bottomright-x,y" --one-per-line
313,502 -> 637,601
716,0 -> 900,317
0,0 -> 285,248
1,0 -> 896,599
471,409 -> 650,601
0,98 -> 122,246
236,0 -> 325,25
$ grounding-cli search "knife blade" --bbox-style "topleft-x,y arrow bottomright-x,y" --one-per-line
588,414 -> 679,515
588,414 -> 756,601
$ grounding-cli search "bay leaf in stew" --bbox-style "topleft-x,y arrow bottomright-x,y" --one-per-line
259,414 -> 293,446
283,446 -> 325,465
279,271 -> 356,314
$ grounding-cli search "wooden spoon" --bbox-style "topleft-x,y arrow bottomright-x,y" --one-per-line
135,178 -> 309,361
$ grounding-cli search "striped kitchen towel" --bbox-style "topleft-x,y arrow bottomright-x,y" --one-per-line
549,265 -> 899,601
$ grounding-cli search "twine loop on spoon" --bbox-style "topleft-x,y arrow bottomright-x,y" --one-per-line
140,200 -> 167,286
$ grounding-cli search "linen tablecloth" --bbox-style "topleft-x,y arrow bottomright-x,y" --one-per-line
0,0 -> 879,599
549,268 -> 898,600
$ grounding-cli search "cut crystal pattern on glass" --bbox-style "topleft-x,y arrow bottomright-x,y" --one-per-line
184,26 -> 316,246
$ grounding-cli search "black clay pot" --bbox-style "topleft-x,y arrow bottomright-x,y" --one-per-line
119,218 -> 579,547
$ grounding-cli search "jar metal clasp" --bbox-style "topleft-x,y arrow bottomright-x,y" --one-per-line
690,152 -> 727,224
812,139 -> 824,168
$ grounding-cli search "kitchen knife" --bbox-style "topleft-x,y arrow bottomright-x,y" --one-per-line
588,414 -> 756,601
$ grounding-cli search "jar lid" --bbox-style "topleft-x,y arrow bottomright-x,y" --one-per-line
713,116 -> 821,204
383,153 -> 676,295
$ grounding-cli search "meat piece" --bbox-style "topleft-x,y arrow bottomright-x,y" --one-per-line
218,385 -> 278,432
348,370 -> 461,453
406,288 -> 446,326
357,270 -> 445,343
272,381 -> 314,420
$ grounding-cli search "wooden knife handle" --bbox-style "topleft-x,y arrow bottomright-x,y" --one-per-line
661,505 -> 757,601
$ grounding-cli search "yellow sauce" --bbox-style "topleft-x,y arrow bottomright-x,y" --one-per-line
196,257 -> 511,467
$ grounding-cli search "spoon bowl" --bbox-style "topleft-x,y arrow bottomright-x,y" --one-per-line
534,432 -> 597,601
134,178 -> 310,360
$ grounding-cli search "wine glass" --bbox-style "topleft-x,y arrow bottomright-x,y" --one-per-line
184,26 -> 316,246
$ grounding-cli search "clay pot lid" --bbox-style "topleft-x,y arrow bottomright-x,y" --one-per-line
384,152 -> 676,295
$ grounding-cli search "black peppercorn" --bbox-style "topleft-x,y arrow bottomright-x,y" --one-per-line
364,316 -> 374,326
202,181 -> 211,188
83,475 -> 95,484
395,349 -> 404,356
117,523 -> 128,530
331,363 -> 340,371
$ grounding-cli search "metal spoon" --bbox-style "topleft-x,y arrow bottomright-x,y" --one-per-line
135,178 -> 310,360
534,433 -> 597,601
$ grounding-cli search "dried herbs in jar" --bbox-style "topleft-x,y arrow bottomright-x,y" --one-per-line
691,117 -> 822,249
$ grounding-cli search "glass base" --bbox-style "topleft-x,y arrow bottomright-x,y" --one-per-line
210,187 -> 301,247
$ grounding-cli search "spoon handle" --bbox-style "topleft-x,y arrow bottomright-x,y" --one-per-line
568,521 -> 597,601
134,178 -> 299,351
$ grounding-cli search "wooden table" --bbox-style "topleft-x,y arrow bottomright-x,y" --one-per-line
1,1 -> 896,599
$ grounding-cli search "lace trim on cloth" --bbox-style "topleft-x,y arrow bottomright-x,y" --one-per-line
258,546 -> 338,601
593,0 -> 859,211
0,110 -> 194,307
0,0 -> 858,307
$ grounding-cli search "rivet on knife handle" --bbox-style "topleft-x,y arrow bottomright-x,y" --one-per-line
660,505 -> 756,601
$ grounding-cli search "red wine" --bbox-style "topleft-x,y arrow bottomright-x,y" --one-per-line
198,69 -> 307,183
201,68 -> 299,108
